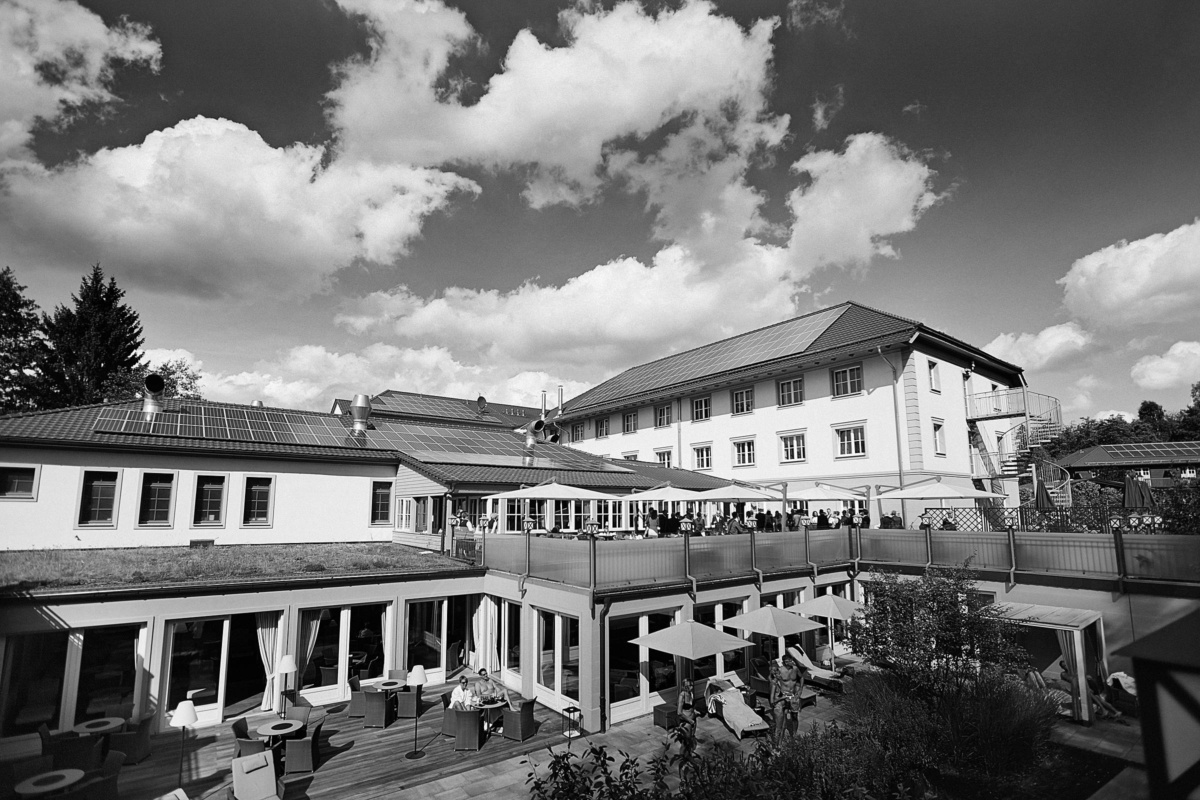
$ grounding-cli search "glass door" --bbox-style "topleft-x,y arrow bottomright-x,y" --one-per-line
608,610 -> 678,724
165,617 -> 230,726
533,610 -> 579,712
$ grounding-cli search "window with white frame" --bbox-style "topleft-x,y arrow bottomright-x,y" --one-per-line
733,439 -> 756,466
0,465 -> 38,499
731,387 -> 754,415
1181,468 -> 1197,479
595,417 -> 610,438
929,360 -> 941,393
396,497 -> 413,529
78,470 -> 120,526
693,445 -> 712,470
1135,468 -> 1151,479
836,426 -> 867,457
780,432 -> 807,462
193,475 -> 226,525
655,404 -> 672,427
571,422 -> 584,442
831,364 -> 864,397
554,500 -> 572,530
655,449 -> 672,467
623,452 -> 639,461
777,377 -> 804,407
692,396 -> 711,421
137,472 -> 175,526
623,411 -> 638,434
242,476 -> 274,526
932,419 -> 946,456
370,480 -> 393,524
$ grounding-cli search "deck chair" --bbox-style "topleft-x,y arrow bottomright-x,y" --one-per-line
230,751 -> 285,800
788,647 -> 843,693
284,718 -> 323,775
704,682 -> 769,740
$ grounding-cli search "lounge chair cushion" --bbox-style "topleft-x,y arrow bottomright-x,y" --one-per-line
707,689 -> 769,740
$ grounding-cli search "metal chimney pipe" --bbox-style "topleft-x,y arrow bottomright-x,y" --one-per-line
541,390 -> 547,418
350,394 -> 372,433
250,400 -> 264,408
558,385 -> 564,411
142,374 -> 166,419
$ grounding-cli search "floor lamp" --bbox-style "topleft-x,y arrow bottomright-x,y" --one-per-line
171,700 -> 198,787
276,655 -> 297,718
404,665 -> 428,760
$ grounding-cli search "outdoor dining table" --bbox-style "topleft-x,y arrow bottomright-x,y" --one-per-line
475,699 -> 506,731
14,769 -> 85,797
377,679 -> 406,693
73,716 -> 126,735
256,719 -> 303,748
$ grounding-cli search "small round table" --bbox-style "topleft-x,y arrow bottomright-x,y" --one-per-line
74,716 -> 126,735
477,699 -> 506,731
256,719 -> 303,746
15,769 -> 85,797
377,680 -> 406,693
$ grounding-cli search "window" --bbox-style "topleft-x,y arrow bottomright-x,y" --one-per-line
1135,468 -> 1151,479
78,470 -> 119,526
777,377 -> 804,407
0,465 -> 37,499
733,439 -> 756,466
655,404 -> 672,428
242,476 -> 274,525
554,500 -> 572,531
832,364 -> 864,397
137,472 -> 174,526
1181,468 -> 1198,479
622,411 -> 638,434
836,426 -> 867,457
929,360 -> 941,393
692,396 -> 711,421
193,475 -> 226,525
570,423 -> 584,442
731,387 -> 754,415
655,449 -> 672,467
371,481 -> 393,524
693,446 -> 712,470
623,452 -> 639,461
595,417 -> 609,438
933,420 -> 946,456
780,433 -> 807,462
396,497 -> 413,530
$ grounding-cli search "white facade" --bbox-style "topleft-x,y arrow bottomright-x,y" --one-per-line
0,446 -> 399,550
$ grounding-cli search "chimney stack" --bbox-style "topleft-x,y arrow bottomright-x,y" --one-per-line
350,394 -> 372,433
142,374 -> 166,420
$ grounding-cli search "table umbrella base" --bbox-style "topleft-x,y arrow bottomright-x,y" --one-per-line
405,750 -> 426,760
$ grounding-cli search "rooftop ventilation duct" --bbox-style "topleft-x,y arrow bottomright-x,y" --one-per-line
142,373 -> 166,419
350,394 -> 372,433
250,400 -> 264,408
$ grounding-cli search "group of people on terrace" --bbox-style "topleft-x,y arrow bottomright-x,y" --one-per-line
449,668 -> 514,711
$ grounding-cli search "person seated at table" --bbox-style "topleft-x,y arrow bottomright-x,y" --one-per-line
727,514 -> 748,535
940,517 -> 958,530
450,675 -> 478,710
475,668 -> 510,707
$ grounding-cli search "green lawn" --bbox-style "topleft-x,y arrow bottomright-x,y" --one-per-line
0,543 -> 471,591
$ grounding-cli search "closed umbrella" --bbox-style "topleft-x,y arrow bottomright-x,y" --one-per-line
1034,482 -> 1056,510
1123,472 -> 1142,509
1138,478 -> 1156,510
722,606 -> 825,638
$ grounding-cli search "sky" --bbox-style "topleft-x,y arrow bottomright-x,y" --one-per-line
3,0 -> 1200,420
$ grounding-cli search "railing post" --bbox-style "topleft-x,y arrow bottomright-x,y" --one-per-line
589,534 -> 598,617
683,529 -> 696,600
1112,526 -> 1128,593
924,525 -> 933,569
480,516 -> 487,567
1006,524 -> 1017,586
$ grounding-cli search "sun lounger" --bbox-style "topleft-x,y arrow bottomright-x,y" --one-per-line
787,647 -> 844,692
705,686 -> 769,740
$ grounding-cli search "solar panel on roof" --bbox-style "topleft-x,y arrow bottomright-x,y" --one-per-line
570,305 -> 846,409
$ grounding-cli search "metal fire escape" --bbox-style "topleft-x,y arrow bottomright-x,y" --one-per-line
966,387 -> 1069,505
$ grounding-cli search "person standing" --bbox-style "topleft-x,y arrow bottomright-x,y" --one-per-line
755,508 -> 767,531
770,654 -> 805,744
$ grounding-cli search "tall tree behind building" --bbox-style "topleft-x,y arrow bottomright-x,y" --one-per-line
0,267 -> 50,414
41,265 -> 145,407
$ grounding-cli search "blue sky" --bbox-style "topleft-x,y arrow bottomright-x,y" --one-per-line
3,0 -> 1199,419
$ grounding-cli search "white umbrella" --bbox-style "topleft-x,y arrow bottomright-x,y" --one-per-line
786,594 -> 867,664
788,483 -> 868,502
629,620 -> 755,660
625,485 -> 702,503
874,478 -> 1005,501
722,606 -> 825,638
484,480 -> 618,502
690,484 -> 783,502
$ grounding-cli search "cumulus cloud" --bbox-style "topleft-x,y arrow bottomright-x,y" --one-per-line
329,0 -> 785,207
196,342 -> 589,411
0,117 -> 478,297
1091,410 -> 1134,422
787,0 -> 847,32
983,322 -> 1092,371
0,0 -> 160,160
1063,374 -> 1100,413
811,85 -> 845,132
1131,341 -> 1200,390
1059,218 -> 1200,329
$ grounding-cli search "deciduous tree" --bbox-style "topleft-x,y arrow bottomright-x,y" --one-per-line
0,267 -> 49,414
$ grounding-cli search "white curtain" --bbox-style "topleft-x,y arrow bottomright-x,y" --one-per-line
296,611 -> 322,692
255,612 -> 278,712
470,596 -> 500,673
1056,629 -> 1081,720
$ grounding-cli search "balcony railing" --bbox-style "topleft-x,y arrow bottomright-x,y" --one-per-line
478,525 -> 1200,593
965,388 -> 1062,424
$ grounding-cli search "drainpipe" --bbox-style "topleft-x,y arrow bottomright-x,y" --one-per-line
923,524 -> 933,570
518,528 -> 531,598
676,398 -> 683,466
589,535 -> 598,618
597,597 -> 613,732
852,522 -> 862,576
1006,524 -> 1017,587
750,526 -> 764,590
684,529 -> 697,601
480,511 -> 487,568
877,347 -> 908,525
804,521 -> 819,578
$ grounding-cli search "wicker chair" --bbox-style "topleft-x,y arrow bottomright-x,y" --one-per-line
438,693 -> 455,737
109,713 -> 154,764
77,749 -> 124,798
502,698 -> 537,742
52,735 -> 103,772
452,708 -> 484,751
231,717 -> 265,758
37,722 -> 78,756
283,705 -> 311,738
283,718 -> 323,775
230,751 -> 285,800
319,665 -> 339,687
396,687 -> 421,719
363,689 -> 394,729
348,675 -> 367,718
387,669 -> 408,682
358,656 -> 380,681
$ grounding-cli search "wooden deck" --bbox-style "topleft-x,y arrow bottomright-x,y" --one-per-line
117,687 -> 573,800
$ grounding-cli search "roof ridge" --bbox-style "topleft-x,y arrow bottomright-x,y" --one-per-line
839,299 -> 922,328
375,388 -> 539,409
0,399 -> 135,421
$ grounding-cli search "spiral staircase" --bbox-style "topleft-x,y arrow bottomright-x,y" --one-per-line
967,388 -> 1066,503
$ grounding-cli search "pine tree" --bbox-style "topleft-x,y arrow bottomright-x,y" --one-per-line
0,267 -> 49,414
41,265 -> 145,407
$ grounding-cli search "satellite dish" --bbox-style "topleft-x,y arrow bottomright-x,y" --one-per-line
477,395 -> 488,414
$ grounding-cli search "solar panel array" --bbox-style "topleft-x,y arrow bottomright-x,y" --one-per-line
1102,442 -> 1200,461
92,404 -> 628,471
568,305 -> 846,410
371,392 -> 504,424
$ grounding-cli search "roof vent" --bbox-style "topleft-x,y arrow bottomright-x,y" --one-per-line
250,400 -> 264,408
350,394 -> 372,433
142,373 -> 166,419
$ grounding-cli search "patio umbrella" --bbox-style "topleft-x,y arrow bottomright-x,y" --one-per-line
625,485 -> 702,503
1034,481 -> 1056,510
785,595 -> 867,662
483,480 -> 617,502
1123,472 -> 1142,509
1138,478 -> 1156,510
628,620 -> 755,661
874,478 -> 1006,501
722,606 -> 825,638
788,483 -> 868,502
690,484 -> 782,502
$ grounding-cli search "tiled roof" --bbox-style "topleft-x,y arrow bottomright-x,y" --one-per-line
410,458 -> 736,491
561,301 -> 1021,417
